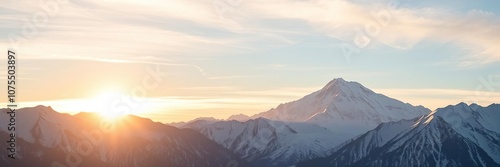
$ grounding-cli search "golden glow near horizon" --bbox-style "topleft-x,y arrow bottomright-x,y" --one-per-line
0,93 -> 304,123
2,87 -> 499,123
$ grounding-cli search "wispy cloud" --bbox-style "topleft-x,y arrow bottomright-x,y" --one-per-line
248,1 -> 499,64
4,0 -> 498,65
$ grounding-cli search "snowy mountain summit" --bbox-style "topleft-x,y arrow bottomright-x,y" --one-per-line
252,78 -> 430,134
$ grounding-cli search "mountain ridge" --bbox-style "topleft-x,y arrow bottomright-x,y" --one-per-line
297,103 -> 500,167
0,106 -> 249,167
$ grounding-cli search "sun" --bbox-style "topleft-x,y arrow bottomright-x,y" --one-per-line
81,89 -> 161,121
89,91 -> 127,120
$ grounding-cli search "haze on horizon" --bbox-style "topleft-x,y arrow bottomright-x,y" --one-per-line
1,0 -> 499,123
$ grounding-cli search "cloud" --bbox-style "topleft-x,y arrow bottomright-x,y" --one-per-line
0,0 -> 243,60
238,0 -> 500,64
2,0 -> 500,65
13,54 -> 208,77
376,9 -> 500,64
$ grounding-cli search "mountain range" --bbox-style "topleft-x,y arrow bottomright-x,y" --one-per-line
179,78 -> 434,166
297,103 -> 500,167
2,78 -> 498,167
0,106 -> 248,167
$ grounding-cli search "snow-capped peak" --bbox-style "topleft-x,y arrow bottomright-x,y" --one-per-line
319,78 -> 374,97
250,78 -> 430,137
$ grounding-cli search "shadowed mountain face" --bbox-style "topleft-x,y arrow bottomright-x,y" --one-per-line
0,106 -> 248,167
183,118 -> 348,167
297,103 -> 500,167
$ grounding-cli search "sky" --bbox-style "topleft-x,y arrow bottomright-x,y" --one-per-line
0,0 -> 499,123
